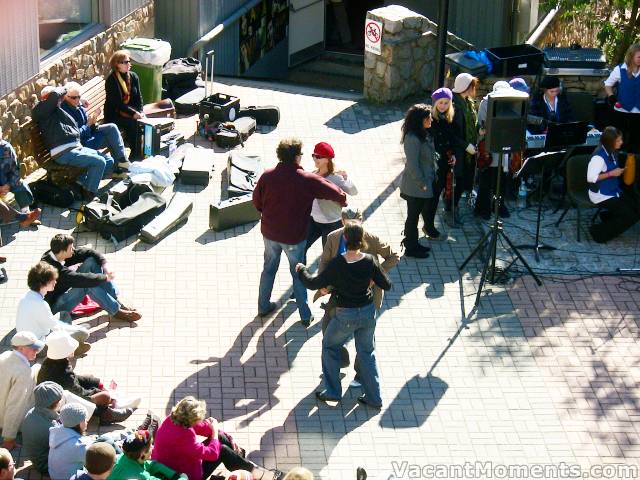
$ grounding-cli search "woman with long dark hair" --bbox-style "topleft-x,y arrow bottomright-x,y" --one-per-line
399,104 -> 436,258
104,50 -> 145,159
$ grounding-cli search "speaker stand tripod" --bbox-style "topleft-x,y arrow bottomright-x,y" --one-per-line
459,153 -> 542,308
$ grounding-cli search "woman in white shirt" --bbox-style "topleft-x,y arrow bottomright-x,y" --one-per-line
604,43 -> 640,154
587,126 -> 640,243
16,262 -> 90,353
304,142 -> 358,258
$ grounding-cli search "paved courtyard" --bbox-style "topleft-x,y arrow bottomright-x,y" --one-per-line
1,78 -> 639,479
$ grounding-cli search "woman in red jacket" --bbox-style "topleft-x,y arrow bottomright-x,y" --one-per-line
152,396 -> 283,479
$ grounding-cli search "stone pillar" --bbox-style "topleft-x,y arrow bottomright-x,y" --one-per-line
364,5 -> 471,104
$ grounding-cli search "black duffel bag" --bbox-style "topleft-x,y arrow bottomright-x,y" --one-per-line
162,57 -> 202,90
31,179 -> 81,208
84,192 -> 167,242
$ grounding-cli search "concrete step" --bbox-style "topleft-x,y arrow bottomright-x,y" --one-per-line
287,52 -> 364,93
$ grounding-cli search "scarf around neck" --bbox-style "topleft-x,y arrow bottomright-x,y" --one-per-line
115,71 -> 130,105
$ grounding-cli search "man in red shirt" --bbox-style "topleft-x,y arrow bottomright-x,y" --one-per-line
253,138 -> 347,325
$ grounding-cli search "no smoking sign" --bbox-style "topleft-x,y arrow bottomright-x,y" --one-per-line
364,19 -> 383,55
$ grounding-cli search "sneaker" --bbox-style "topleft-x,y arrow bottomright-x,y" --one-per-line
404,248 -> 429,259
117,160 -> 131,170
99,407 -> 134,425
137,410 -> 161,437
258,302 -> 277,317
315,390 -> 341,403
349,379 -> 362,388
301,315 -> 314,328
19,208 -> 41,228
111,166 -> 128,179
112,309 -> 142,322
422,225 -> 442,240
357,395 -> 382,409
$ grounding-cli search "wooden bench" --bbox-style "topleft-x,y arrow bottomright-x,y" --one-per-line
22,76 -> 175,186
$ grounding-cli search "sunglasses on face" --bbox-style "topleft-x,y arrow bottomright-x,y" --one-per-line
118,60 -> 131,65
312,154 -> 321,159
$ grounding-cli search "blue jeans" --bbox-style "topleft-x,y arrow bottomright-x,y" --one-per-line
85,123 -> 127,163
258,237 -> 312,321
55,146 -> 114,193
51,257 -> 120,316
321,303 -> 381,406
11,182 -> 34,209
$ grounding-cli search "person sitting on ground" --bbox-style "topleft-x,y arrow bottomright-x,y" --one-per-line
283,468 -> 313,480
62,81 -> 128,178
49,403 -> 125,480
20,381 -> 64,475
587,126 -> 640,243
109,429 -> 186,480
37,331 -> 138,425
0,331 -> 44,450
315,206 -> 399,374
296,222 -> 392,409
16,261 -> 90,353
152,396 -> 283,480
104,50 -> 145,160
70,442 -> 117,480
0,448 -> 23,480
0,198 -> 40,228
0,128 -> 37,213
41,233 -> 141,322
32,86 -> 115,201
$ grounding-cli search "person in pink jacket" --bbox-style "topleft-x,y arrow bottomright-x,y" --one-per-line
151,396 -> 283,480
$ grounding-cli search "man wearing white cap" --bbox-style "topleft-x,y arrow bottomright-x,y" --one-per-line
0,331 -> 44,450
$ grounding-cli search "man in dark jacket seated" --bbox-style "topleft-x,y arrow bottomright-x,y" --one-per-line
529,76 -> 574,134
41,233 -> 141,322
61,81 -> 128,178
32,86 -> 115,201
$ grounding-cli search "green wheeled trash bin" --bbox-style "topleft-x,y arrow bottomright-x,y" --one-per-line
120,38 -> 171,103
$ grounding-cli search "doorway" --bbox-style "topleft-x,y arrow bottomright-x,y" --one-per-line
325,0 -> 384,53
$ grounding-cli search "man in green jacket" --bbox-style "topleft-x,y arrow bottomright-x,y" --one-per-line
109,430 -> 186,480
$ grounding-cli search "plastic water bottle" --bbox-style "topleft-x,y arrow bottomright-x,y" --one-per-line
517,181 -> 527,208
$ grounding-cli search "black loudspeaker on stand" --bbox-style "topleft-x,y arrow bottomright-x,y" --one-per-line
459,92 -> 542,308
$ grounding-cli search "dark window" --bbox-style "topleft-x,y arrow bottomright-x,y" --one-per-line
38,0 -> 97,59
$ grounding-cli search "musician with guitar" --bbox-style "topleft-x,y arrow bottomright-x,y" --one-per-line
587,126 -> 640,243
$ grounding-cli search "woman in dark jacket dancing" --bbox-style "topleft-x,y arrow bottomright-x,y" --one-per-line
297,222 -> 392,408
104,50 -> 145,159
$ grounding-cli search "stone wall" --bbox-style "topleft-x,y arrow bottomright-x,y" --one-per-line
2,1 -> 154,178
364,5 -> 471,104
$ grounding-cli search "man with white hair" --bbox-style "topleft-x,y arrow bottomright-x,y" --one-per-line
61,82 -> 128,177
0,331 -> 44,450
32,86 -> 114,201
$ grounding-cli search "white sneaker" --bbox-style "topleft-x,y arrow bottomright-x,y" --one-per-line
349,379 -> 361,388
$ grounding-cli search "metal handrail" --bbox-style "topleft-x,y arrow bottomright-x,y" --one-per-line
526,6 -> 559,46
186,0 -> 262,57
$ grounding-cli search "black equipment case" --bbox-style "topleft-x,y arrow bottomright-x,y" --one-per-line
485,44 -> 544,77
215,117 -> 256,149
198,50 -> 240,123
237,106 -> 280,126
209,194 -> 261,231
162,57 -> 202,90
84,190 -> 167,242
175,87 -> 206,114
227,151 -> 263,197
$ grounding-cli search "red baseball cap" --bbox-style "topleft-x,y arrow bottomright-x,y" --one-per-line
313,142 -> 335,159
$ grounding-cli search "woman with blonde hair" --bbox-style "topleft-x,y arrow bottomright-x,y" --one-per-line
604,43 -> 640,154
152,396 -> 283,479
427,87 -> 467,228
104,50 -> 145,159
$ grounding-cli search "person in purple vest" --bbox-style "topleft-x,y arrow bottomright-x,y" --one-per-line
605,43 -> 640,154
587,126 -> 640,243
